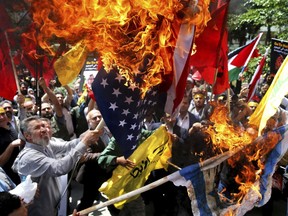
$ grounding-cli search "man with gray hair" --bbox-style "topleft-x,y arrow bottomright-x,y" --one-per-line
12,116 -> 102,216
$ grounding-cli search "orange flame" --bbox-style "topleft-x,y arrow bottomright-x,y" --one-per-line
24,0 -> 211,92
206,105 -> 282,206
207,105 -> 255,152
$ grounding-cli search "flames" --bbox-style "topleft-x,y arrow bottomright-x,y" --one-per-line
24,0 -> 211,93
206,105 -> 282,207
207,105 -> 255,152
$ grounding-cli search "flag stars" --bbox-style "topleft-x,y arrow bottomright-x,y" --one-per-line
125,96 -> 134,104
115,74 -> 124,83
130,123 -> 137,130
129,82 -> 138,91
131,145 -> 137,150
100,78 -> 108,88
122,109 -> 130,116
127,134 -> 134,141
133,113 -> 139,119
112,88 -> 122,97
119,120 -> 127,127
109,102 -> 118,111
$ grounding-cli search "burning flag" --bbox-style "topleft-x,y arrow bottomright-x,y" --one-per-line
19,24 -> 58,87
89,0 -> 211,157
92,67 -> 162,158
20,1 -> 211,157
168,123 -> 288,216
24,0 -> 210,95
89,121 -> 288,216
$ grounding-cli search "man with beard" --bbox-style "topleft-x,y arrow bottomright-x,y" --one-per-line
0,107 -> 24,184
0,100 -> 20,133
12,116 -> 102,216
13,81 -> 36,104
40,102 -> 70,140
39,78 -> 70,140
188,92 -> 212,121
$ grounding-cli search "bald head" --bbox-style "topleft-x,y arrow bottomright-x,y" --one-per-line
86,109 -> 102,130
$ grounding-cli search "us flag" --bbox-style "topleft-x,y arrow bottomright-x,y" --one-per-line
92,67 -> 160,158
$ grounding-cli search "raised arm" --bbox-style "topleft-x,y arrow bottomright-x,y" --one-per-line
63,85 -> 73,107
38,77 -> 63,117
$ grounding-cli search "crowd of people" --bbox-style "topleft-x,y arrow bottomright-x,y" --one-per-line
0,66 -> 288,216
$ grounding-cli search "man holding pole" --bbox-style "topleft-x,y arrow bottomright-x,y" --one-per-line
12,116 -> 102,216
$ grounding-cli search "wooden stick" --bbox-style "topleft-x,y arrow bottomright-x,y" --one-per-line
227,88 -> 231,114
74,173 -> 172,215
166,160 -> 182,170
73,144 -> 245,216
96,118 -> 105,130
4,31 -> 20,93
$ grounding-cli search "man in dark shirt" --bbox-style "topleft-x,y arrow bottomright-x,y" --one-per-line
0,107 -> 24,184
76,109 -> 111,211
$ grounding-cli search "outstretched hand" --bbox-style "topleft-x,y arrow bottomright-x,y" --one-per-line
80,129 -> 103,146
116,156 -> 135,169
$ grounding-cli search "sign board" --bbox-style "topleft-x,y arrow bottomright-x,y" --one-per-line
270,38 -> 288,74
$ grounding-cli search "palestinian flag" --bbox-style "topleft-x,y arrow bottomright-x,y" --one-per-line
247,47 -> 269,102
228,33 -> 263,82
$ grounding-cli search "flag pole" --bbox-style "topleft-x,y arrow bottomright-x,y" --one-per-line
74,175 -> 171,215
96,118 -> 105,130
4,31 -> 20,93
240,32 -> 263,75
73,144 -> 248,216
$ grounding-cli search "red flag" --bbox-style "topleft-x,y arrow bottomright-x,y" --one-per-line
0,5 -> 17,100
247,48 -> 269,101
164,16 -> 196,114
189,0 -> 230,94
229,34 -> 262,68
228,33 -> 262,82
19,24 -> 56,85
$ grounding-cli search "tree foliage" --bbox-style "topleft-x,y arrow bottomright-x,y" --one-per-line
228,0 -> 288,46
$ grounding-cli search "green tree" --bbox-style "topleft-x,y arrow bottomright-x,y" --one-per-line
228,0 -> 288,46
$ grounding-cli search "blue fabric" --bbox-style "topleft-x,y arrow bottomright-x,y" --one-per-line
179,163 -> 213,216
258,124 -> 288,206
0,167 -> 16,192
92,67 -> 160,158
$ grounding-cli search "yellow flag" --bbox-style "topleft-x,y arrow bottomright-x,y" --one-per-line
54,41 -> 88,86
99,125 -> 172,209
249,56 -> 288,135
